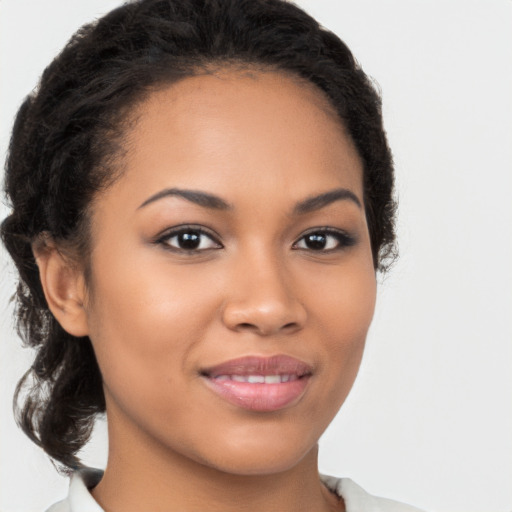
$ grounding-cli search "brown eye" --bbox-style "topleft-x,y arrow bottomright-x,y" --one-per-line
294,229 -> 356,251
174,231 -> 202,250
159,227 -> 222,252
302,233 -> 329,250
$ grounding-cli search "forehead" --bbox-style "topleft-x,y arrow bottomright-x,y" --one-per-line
98,69 -> 363,213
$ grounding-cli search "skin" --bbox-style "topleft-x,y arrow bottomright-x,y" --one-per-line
36,70 -> 376,512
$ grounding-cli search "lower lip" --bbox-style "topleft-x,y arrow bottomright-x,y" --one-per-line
202,376 -> 310,412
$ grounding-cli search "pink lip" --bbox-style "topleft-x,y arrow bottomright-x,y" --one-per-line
200,355 -> 313,412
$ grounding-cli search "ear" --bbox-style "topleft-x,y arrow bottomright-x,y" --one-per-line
33,239 -> 89,337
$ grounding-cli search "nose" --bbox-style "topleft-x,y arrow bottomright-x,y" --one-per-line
221,254 -> 307,336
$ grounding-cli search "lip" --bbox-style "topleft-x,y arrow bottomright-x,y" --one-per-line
200,355 -> 313,412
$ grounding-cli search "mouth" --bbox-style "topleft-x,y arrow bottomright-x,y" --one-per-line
200,355 -> 313,412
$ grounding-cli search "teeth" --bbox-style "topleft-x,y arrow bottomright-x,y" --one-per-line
248,375 -> 265,383
213,374 -> 299,383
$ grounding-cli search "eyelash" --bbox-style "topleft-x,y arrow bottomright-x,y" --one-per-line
155,225 -> 222,253
155,225 -> 356,254
292,227 -> 356,252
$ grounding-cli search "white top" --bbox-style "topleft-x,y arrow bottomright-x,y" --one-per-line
46,468 -> 424,512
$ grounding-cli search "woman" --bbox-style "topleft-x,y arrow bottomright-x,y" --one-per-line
1,0 -> 421,510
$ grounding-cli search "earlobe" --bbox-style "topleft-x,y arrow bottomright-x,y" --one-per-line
33,240 -> 90,337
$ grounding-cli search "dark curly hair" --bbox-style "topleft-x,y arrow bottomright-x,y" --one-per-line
1,0 -> 396,472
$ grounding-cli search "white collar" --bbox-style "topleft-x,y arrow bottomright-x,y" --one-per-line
47,468 -> 424,512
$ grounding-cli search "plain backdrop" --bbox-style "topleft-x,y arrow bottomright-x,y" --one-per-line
1,1 -> 511,511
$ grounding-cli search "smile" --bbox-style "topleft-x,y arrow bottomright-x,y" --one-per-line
200,355 -> 312,412
213,374 -> 300,383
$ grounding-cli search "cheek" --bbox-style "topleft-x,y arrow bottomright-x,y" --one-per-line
83,250 -> 218,398
309,253 -> 376,341
307,260 -> 376,405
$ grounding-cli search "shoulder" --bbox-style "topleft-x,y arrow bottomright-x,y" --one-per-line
321,474 -> 426,512
45,468 -> 104,512
46,501 -> 71,512
48,468 -> 424,512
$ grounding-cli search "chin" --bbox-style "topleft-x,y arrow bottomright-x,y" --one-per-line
205,451 -> 311,476
188,427 -> 319,476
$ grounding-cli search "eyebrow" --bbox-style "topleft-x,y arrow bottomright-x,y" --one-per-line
293,188 -> 362,214
137,186 -> 361,213
138,188 -> 232,210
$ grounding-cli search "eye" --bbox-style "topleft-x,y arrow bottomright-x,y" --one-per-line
293,228 -> 356,252
157,226 -> 222,252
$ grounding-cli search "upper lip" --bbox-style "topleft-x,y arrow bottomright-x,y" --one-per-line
201,355 -> 313,378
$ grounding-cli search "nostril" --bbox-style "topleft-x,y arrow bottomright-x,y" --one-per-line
236,321 -> 298,333
238,322 -> 256,330
223,299 -> 307,336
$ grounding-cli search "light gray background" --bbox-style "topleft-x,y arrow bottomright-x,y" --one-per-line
1,1 -> 511,511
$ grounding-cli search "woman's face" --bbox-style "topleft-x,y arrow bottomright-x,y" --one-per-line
83,70 -> 376,474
